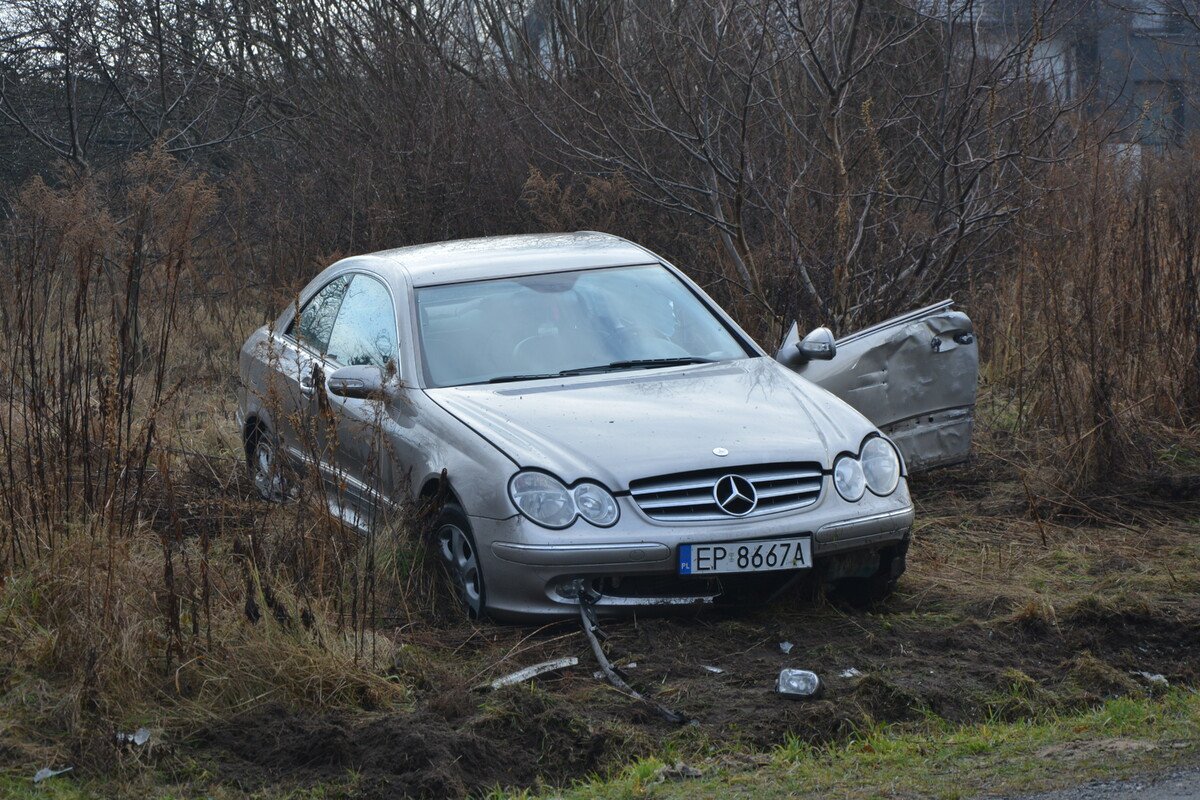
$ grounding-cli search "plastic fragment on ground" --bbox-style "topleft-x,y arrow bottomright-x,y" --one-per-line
33,767 -> 73,783
487,657 -> 579,690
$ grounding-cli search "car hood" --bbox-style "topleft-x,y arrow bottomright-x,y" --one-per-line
423,357 -> 877,489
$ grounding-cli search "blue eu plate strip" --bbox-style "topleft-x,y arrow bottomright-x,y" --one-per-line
678,544 -> 692,575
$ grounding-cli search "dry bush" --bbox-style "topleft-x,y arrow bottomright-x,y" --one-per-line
0,146 -> 209,556
0,151 -> 422,764
977,144 -> 1200,502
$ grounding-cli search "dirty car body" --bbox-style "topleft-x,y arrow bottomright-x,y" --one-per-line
237,233 -> 978,620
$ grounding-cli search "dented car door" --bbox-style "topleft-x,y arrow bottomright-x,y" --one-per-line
776,300 -> 978,472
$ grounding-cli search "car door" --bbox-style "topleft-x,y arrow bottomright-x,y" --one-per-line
776,300 -> 978,472
320,272 -> 406,527
276,275 -> 352,481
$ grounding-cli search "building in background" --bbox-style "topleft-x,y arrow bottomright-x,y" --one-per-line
973,0 -> 1199,149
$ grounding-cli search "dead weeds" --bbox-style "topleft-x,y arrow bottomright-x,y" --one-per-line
150,453 -> 1200,798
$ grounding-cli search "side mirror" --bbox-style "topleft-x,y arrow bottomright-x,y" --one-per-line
326,364 -> 387,399
797,326 -> 837,362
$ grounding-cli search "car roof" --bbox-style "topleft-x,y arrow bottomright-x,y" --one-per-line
359,232 -> 657,287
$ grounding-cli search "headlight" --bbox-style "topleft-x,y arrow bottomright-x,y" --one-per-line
508,471 -> 620,528
861,436 -> 901,495
573,482 -> 619,527
833,454 -> 866,502
509,471 -> 576,528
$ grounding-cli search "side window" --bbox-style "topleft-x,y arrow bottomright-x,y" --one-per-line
325,274 -> 398,368
291,275 -> 351,353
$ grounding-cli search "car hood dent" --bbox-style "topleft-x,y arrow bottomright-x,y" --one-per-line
423,357 -> 876,489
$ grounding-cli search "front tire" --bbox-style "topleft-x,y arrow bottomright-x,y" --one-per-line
247,426 -> 287,503
433,503 -> 487,619
832,539 -> 908,608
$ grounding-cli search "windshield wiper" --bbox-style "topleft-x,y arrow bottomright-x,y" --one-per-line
486,373 -> 564,384
486,358 -> 715,384
557,357 -> 715,375
607,357 -> 715,369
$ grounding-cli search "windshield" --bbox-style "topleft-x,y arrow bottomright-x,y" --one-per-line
415,265 -> 750,387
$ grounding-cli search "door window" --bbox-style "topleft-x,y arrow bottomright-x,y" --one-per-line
325,274 -> 398,368
292,275 -> 351,353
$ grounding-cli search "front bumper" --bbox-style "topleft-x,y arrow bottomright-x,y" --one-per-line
474,478 -> 914,619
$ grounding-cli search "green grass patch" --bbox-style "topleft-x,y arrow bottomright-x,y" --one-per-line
535,690 -> 1199,800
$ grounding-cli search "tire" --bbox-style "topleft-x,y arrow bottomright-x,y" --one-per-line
433,503 -> 487,619
832,539 -> 908,608
247,426 -> 288,503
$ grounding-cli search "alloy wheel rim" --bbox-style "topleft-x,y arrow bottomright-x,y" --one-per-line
253,440 -> 284,501
437,523 -> 481,615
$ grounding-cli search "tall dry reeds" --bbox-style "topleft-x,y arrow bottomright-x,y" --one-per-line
978,144 -> 1200,499
0,151 -> 413,763
0,148 -> 209,563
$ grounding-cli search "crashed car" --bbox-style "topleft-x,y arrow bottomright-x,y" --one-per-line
237,232 -> 977,620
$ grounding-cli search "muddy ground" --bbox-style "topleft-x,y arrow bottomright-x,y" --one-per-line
190,463 -> 1200,799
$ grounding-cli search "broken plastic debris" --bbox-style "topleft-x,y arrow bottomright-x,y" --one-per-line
116,727 -> 151,746
579,599 -> 688,725
779,641 -> 794,654
33,766 -> 72,783
702,665 -> 724,674
776,668 -> 821,698
839,668 -> 863,679
487,657 -> 578,690
1132,670 -> 1169,686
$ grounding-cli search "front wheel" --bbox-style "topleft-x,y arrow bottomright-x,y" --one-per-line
434,503 -> 487,619
248,427 -> 287,503
831,540 -> 908,608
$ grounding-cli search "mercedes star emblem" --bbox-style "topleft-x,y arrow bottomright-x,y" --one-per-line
713,474 -> 757,516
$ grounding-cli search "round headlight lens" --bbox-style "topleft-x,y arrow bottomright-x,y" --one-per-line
573,482 -> 619,527
833,455 -> 866,502
861,437 -> 901,495
509,471 -> 576,528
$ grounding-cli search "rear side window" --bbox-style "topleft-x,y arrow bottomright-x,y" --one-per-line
292,275 -> 350,353
325,274 -> 398,368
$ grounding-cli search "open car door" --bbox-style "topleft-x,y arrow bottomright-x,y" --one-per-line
776,300 -> 978,473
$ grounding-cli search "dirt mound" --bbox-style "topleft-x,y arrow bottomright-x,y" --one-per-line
194,686 -> 646,799
191,592 -> 1200,798
186,474 -> 1200,800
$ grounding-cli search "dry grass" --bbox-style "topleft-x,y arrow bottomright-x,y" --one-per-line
977,144 -> 1200,499
0,150 -> 421,771
909,442 -> 1200,620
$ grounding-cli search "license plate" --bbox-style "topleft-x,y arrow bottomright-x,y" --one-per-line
678,537 -> 811,575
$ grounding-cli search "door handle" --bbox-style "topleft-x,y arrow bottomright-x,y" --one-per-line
299,364 -> 317,397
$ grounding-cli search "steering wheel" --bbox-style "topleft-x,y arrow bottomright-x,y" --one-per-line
604,324 -> 690,359
512,334 -> 551,369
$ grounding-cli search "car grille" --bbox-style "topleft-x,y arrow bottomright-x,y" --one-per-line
628,462 -> 824,522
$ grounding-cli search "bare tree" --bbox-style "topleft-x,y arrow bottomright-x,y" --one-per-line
0,0 -> 1099,329
0,0 -> 286,174
450,0 -> 1086,328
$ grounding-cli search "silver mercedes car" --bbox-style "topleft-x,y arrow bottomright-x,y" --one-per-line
237,233 -> 978,620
